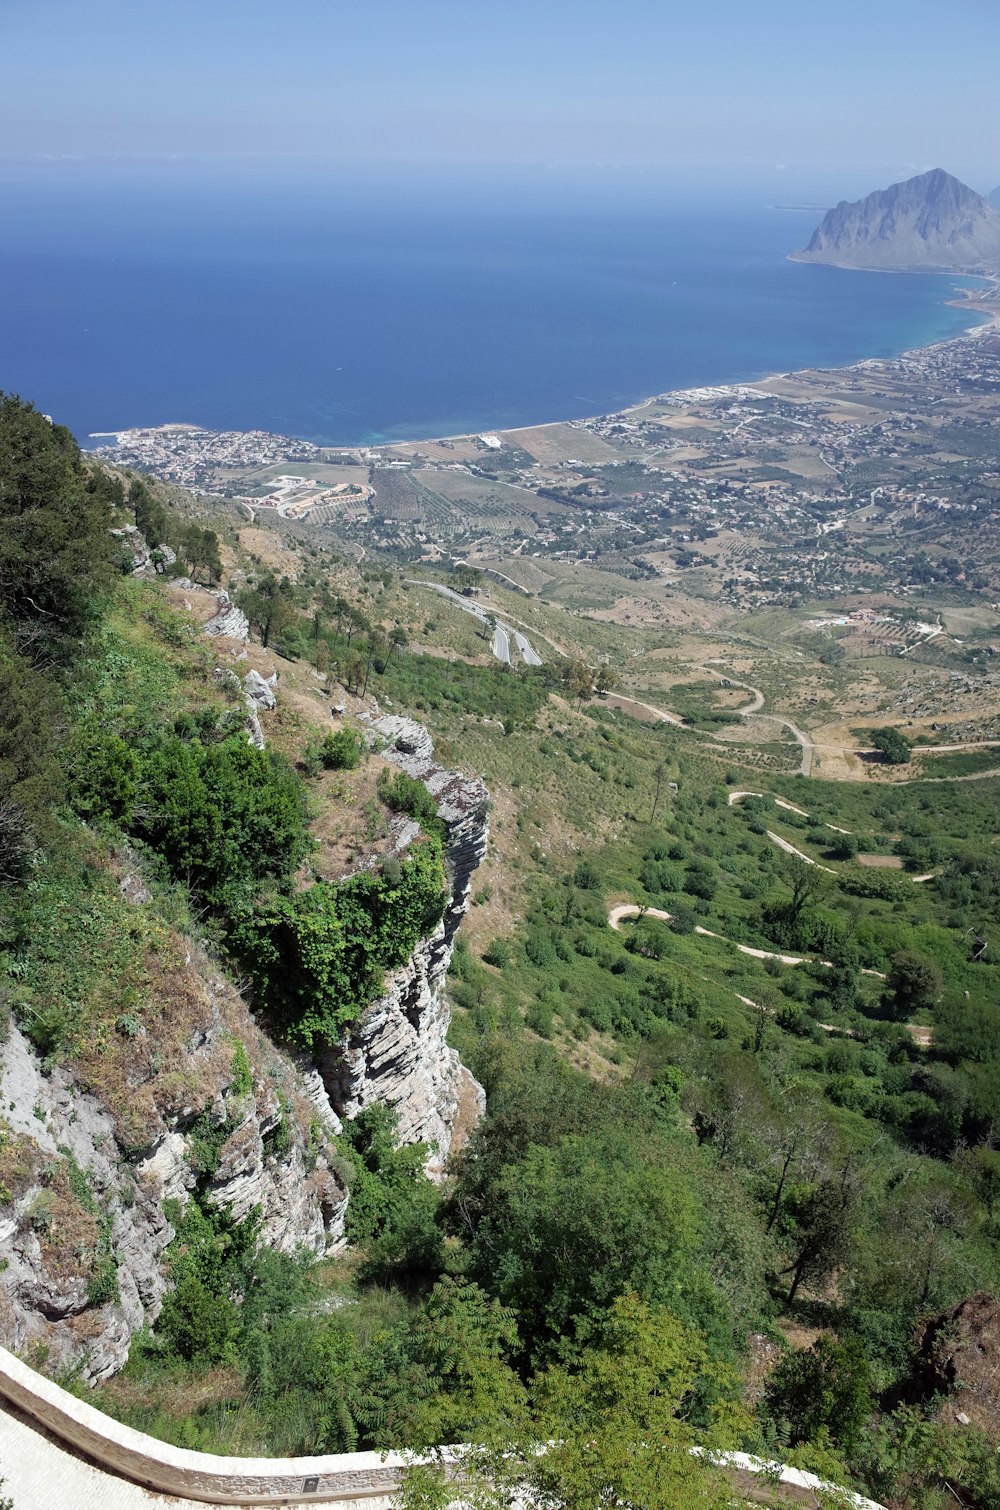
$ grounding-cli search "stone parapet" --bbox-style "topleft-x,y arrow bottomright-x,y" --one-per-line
0,1346 -> 411,1504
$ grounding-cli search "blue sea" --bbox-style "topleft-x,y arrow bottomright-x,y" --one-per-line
0,165 -> 987,447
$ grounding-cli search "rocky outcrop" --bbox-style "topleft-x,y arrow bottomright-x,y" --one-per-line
109,526 -> 153,576
242,668 -> 277,749
109,528 -> 177,579
0,984 -> 348,1381
202,591 -> 249,639
0,682 -> 485,1381
318,715 -> 488,1172
908,1292 -> 1000,1438
793,168 -> 1000,272
244,668 -> 277,711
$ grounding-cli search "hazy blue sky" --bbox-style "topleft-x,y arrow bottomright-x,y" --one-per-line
3,0 -> 999,195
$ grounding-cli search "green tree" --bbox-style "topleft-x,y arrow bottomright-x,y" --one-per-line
761,856 -> 826,950
129,478 -> 168,546
765,1335 -> 873,1456
870,726 -> 912,764
341,1104 -> 444,1282
0,393 -> 113,661
403,1295 -> 751,1510
469,1130 -> 701,1362
781,1169 -> 857,1305
0,643 -> 63,877
237,573 -> 299,648
882,951 -> 943,1021
383,1279 -> 528,1448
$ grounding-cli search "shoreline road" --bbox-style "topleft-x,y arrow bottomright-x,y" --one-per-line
404,579 -> 543,668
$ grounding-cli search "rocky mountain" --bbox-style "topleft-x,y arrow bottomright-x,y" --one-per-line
990,186 -> 1000,213
793,168 -> 1000,271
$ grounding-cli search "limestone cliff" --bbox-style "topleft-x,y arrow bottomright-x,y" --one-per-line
0,686 -> 487,1379
317,714 -> 488,1173
0,937 -> 349,1382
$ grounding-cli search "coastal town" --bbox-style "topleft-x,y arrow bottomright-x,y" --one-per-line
93,300 -> 1000,621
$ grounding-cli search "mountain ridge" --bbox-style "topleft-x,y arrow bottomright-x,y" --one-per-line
793,168 -> 1000,272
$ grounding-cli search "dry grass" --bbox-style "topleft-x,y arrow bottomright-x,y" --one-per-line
35,1166 -> 102,1284
0,1128 -> 42,1203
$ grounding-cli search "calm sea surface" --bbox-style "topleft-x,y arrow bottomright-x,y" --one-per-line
0,172 -> 986,446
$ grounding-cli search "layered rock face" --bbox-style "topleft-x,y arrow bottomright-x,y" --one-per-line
0,968 -> 348,1382
0,684 -> 487,1378
317,715 -> 488,1171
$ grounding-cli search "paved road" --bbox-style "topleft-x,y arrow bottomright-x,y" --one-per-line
0,1403 -> 393,1510
512,630 -> 542,666
404,579 -> 543,668
0,1399 -> 884,1510
492,624 -> 511,664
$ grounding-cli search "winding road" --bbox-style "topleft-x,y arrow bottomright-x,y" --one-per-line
404,579 -> 543,668
727,790 -> 937,883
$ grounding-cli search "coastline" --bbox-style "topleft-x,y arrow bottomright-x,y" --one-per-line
88,276 -> 1000,457
449,278 -> 1000,449
330,276 -> 1000,450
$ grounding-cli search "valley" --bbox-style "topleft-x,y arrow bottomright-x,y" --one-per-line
6,302 -> 1000,1509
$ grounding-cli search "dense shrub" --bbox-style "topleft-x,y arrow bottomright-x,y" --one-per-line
376,767 -> 445,839
71,729 -> 309,905
231,840 -> 447,1046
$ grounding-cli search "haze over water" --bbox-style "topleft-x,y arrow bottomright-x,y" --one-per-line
0,166 -> 986,447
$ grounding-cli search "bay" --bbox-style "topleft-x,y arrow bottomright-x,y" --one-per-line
0,172 -> 985,446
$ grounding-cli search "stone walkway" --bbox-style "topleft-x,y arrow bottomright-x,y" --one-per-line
0,1405 -> 393,1510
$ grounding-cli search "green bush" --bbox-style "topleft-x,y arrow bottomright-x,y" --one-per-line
341,1104 -> 443,1282
320,727 -> 365,771
72,728 -> 310,906
870,726 -> 912,765
377,767 -> 445,840
231,840 -> 447,1046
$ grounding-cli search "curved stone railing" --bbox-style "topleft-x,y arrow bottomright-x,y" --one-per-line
0,1346 -> 886,1508
0,1345 -> 413,1504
